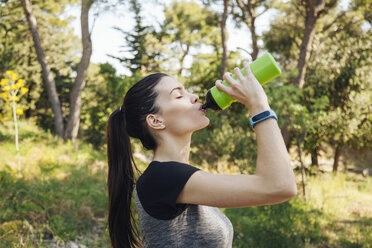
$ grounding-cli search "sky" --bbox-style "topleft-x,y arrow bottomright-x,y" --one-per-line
65,0 -> 351,76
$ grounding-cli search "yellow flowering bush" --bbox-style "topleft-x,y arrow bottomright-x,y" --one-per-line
1,70 -> 29,175
1,70 -> 29,117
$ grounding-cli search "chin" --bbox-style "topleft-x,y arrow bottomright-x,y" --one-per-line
194,117 -> 210,131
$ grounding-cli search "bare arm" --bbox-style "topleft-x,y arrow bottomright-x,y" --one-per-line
249,102 -> 297,195
176,62 -> 297,208
216,62 -> 297,195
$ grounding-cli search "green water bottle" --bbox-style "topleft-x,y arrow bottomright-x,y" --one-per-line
201,53 -> 281,111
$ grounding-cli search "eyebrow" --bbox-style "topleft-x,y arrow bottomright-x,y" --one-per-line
169,86 -> 184,95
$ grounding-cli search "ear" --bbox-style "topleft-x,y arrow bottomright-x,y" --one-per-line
146,114 -> 165,130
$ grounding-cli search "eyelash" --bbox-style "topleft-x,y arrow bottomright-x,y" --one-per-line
176,96 -> 183,99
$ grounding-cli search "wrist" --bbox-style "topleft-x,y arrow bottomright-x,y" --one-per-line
248,102 -> 271,117
250,109 -> 278,129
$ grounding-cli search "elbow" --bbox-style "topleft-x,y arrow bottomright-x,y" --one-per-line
271,178 -> 297,199
280,183 -> 298,199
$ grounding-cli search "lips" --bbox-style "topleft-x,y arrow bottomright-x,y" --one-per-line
199,105 -> 206,114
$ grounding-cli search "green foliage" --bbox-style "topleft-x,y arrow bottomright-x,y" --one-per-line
191,107 -> 258,173
262,0 -> 372,158
109,0 -> 153,75
226,200 -> 327,247
79,63 -> 141,148
0,0 -> 81,122
114,0 -> 221,77
351,0 -> 372,24
305,29 -> 372,150
0,120 -> 109,247
225,172 -> 372,248
164,0 -> 220,75
1,117 -> 372,247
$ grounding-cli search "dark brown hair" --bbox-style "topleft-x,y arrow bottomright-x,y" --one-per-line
106,73 -> 168,248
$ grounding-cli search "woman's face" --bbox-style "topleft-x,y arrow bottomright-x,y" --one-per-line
146,76 -> 209,137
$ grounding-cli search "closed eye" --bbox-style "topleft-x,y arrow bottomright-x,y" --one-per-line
176,96 -> 183,99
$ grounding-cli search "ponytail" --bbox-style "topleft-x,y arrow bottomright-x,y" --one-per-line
106,108 -> 142,248
106,73 -> 166,247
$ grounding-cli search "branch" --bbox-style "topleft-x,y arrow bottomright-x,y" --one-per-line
321,11 -> 346,33
246,0 -> 255,19
313,17 -> 362,59
235,0 -> 247,20
256,7 -> 269,18
294,1 -> 305,18
314,0 -> 326,17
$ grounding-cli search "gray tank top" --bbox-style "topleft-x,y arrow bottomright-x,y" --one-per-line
134,160 -> 234,247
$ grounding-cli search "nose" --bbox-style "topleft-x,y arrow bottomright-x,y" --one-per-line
191,93 -> 199,103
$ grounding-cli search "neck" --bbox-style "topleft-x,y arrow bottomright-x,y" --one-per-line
153,133 -> 192,164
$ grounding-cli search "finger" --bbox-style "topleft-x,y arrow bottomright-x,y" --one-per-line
243,61 -> 253,78
215,80 -> 233,95
234,67 -> 245,82
223,72 -> 238,87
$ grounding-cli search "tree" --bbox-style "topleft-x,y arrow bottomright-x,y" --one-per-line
263,0 -> 371,170
109,0 -> 151,75
80,63 -> 140,147
0,0 -> 81,123
21,0 -> 92,142
231,0 -> 277,60
220,0 -> 229,78
293,0 -> 338,90
264,0 -> 352,150
163,0 -> 220,76
21,0 -> 65,137
63,0 -> 92,141
307,29 -> 372,171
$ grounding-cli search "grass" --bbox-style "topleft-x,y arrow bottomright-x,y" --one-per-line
1,119 -> 371,247
0,119 -> 109,247
224,172 -> 372,248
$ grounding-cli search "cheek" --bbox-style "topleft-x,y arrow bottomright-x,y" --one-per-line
166,105 -> 189,121
164,104 -> 195,125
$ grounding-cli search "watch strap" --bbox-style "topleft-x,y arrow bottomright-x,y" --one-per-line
249,109 -> 278,129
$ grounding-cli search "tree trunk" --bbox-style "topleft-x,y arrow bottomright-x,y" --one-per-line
293,0 -> 326,90
311,146 -> 319,167
332,143 -> 342,172
249,16 -> 258,61
280,114 -> 293,150
296,133 -> 306,202
237,0 -> 259,61
294,14 -> 317,90
220,0 -> 229,78
64,0 -> 92,142
25,50 -> 35,119
283,0 -> 326,149
178,44 -> 190,76
21,0 -> 64,137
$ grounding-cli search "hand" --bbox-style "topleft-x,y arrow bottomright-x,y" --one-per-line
215,61 -> 270,114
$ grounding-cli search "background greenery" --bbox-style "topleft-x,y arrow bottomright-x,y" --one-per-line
1,120 -> 371,247
1,0 -> 371,247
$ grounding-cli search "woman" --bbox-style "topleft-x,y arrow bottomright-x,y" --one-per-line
106,62 -> 297,248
